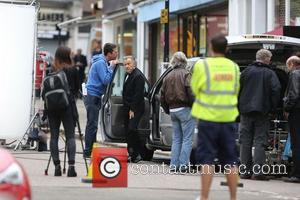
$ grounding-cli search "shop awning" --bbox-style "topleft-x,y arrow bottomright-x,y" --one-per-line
57,16 -> 101,28
264,27 -> 283,36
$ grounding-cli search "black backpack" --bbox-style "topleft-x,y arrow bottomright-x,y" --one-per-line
42,70 -> 70,111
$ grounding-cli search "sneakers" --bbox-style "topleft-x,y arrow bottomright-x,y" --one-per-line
67,166 -> 77,177
130,154 -> 142,163
54,165 -> 62,176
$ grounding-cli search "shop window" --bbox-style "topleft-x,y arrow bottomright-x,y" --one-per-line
179,14 -> 228,58
206,15 -> 228,55
123,19 -> 137,57
290,0 -> 300,25
179,14 -> 197,58
274,0 -> 285,27
169,18 -> 178,56
199,16 -> 207,56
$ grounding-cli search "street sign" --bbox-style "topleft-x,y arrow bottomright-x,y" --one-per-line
160,9 -> 168,24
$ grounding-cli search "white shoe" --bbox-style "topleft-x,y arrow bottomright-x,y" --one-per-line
195,196 -> 200,200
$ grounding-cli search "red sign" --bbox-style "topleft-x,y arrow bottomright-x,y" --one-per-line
92,147 -> 128,187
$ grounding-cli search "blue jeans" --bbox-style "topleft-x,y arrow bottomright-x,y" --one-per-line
170,107 -> 195,168
84,95 -> 102,156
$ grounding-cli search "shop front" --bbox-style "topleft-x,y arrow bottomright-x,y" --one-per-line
147,1 -> 228,83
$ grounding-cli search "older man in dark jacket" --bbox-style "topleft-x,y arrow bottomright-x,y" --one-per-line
122,56 -> 145,163
239,49 -> 281,180
160,51 -> 195,172
283,56 -> 300,183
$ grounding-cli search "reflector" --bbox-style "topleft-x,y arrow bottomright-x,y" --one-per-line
0,3 -> 36,139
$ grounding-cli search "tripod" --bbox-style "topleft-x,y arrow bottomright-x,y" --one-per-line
13,110 -> 43,151
44,103 -> 88,176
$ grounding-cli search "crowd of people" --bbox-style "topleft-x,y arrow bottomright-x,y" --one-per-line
41,35 -> 300,200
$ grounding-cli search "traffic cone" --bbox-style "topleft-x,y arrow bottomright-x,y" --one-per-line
81,143 -> 100,183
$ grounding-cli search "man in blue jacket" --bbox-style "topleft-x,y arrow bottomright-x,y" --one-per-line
84,43 -> 118,158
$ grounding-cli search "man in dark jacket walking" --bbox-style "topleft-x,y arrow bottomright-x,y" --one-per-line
160,51 -> 195,172
239,49 -> 281,180
122,56 -> 145,163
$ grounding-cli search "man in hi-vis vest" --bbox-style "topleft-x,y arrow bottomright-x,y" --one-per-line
191,35 -> 240,200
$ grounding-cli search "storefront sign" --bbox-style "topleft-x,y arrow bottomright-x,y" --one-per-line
160,9 -> 168,24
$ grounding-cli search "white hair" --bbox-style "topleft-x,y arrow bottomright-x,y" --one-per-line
256,49 -> 272,63
170,51 -> 187,68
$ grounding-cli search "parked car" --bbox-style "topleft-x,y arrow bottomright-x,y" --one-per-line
98,34 -> 300,161
0,148 -> 31,200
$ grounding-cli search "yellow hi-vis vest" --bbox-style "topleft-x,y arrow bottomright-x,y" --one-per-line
191,57 -> 240,122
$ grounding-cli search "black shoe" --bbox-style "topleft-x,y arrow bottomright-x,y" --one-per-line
54,165 -> 62,176
131,155 -> 142,163
252,174 -> 270,181
83,153 -> 91,159
283,177 -> 300,183
240,174 -> 252,179
67,166 -> 77,177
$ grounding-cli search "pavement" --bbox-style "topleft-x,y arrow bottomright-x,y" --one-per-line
2,98 -> 300,200
12,148 -> 300,200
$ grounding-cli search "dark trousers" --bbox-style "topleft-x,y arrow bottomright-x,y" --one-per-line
288,111 -> 300,178
239,113 -> 269,174
48,106 -> 76,165
84,95 -> 101,156
124,107 -> 144,158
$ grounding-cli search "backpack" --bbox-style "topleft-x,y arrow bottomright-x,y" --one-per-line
42,70 -> 70,111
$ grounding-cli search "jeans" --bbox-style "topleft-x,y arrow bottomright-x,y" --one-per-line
239,113 -> 269,174
170,107 -> 195,168
48,106 -> 76,165
84,94 -> 102,156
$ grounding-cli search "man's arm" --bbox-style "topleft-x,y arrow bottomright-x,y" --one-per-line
284,72 -> 300,112
130,74 -> 145,113
185,72 -> 194,107
191,60 -> 205,96
96,61 -> 114,85
270,71 -> 281,111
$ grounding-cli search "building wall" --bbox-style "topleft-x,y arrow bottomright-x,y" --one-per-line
229,0 -> 300,35
38,0 -> 91,56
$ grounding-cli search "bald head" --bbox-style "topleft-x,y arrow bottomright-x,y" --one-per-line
286,56 -> 300,71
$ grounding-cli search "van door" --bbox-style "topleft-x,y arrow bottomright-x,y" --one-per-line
99,64 -> 151,143
148,67 -> 173,149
